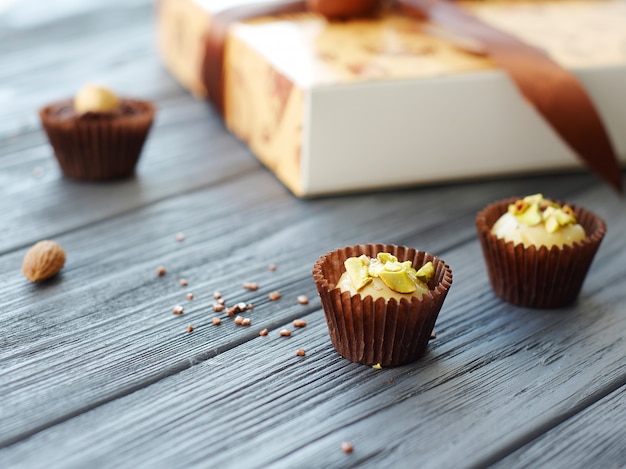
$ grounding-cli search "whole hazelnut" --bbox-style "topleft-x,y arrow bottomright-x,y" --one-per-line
74,84 -> 120,114
22,240 -> 66,282
307,0 -> 378,20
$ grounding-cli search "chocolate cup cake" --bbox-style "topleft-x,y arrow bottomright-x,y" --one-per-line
39,98 -> 155,180
312,244 -> 452,367
475,197 -> 606,308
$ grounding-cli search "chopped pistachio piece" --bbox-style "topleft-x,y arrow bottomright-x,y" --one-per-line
383,261 -> 403,272
377,253 -> 397,264
379,269 -> 417,294
544,216 -> 560,233
344,257 -> 372,291
516,202 -> 542,226
555,210 -> 575,226
523,193 -> 544,206
507,193 -> 577,232
415,261 -> 434,284
342,252 -> 433,295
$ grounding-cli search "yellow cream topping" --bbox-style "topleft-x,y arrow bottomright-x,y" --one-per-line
337,253 -> 433,300
492,194 -> 586,248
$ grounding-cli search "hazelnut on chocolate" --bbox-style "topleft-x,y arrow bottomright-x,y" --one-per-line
74,84 -> 120,114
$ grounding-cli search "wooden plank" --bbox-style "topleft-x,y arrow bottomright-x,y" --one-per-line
492,386 -> 626,468
0,172 -> 594,442
0,177 -> 624,465
0,203 -> 624,466
0,171 -> 518,445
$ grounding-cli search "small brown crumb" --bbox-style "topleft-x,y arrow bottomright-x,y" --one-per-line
243,282 -> 259,291
241,317 -> 251,326
213,291 -> 222,299
279,329 -> 291,337
296,349 -> 305,356
236,302 -> 248,311
186,293 -> 194,300
179,278 -> 188,287
429,332 -> 437,340
172,305 -> 184,315
247,303 -> 254,310
341,442 -> 353,454
156,266 -> 166,276
268,264 -> 277,271
234,316 -> 244,325
213,303 -> 225,312
227,307 -> 237,317
217,298 -> 225,305
269,291 -> 281,301
259,328 -> 269,336
186,325 -> 194,333
212,317 -> 222,326
293,320 -> 307,328
297,295 -> 309,305
175,232 -> 185,242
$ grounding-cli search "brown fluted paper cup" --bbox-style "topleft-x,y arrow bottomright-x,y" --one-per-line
312,244 -> 453,367
475,197 -> 606,308
40,99 -> 155,180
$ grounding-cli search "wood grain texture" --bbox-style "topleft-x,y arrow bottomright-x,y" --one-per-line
0,180 -> 624,468
494,386 -> 626,469
1,0 -> 626,467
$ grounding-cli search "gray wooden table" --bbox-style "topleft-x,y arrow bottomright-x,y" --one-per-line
1,1 -> 625,468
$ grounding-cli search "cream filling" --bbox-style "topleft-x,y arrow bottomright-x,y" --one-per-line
337,272 -> 429,301
492,212 -> 586,248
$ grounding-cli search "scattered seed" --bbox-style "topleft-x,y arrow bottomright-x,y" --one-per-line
296,349 -> 305,356
172,305 -> 184,315
156,266 -> 166,276
259,328 -> 269,336
293,320 -> 307,328
236,302 -> 248,311
297,295 -> 309,305
186,293 -> 194,300
179,279 -> 188,287
341,442 -> 354,454
213,303 -> 225,312
269,291 -> 281,301
175,232 -> 185,242
213,292 -> 222,299
247,303 -> 254,310
186,325 -> 194,333
429,332 -> 437,340
218,298 -> 226,305
227,307 -> 236,317
234,316 -> 244,325
268,264 -> 277,271
212,317 -> 222,326
279,329 -> 291,337
241,317 -> 251,326
243,282 -> 259,291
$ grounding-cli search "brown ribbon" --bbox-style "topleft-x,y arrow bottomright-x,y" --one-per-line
203,0 -> 622,192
